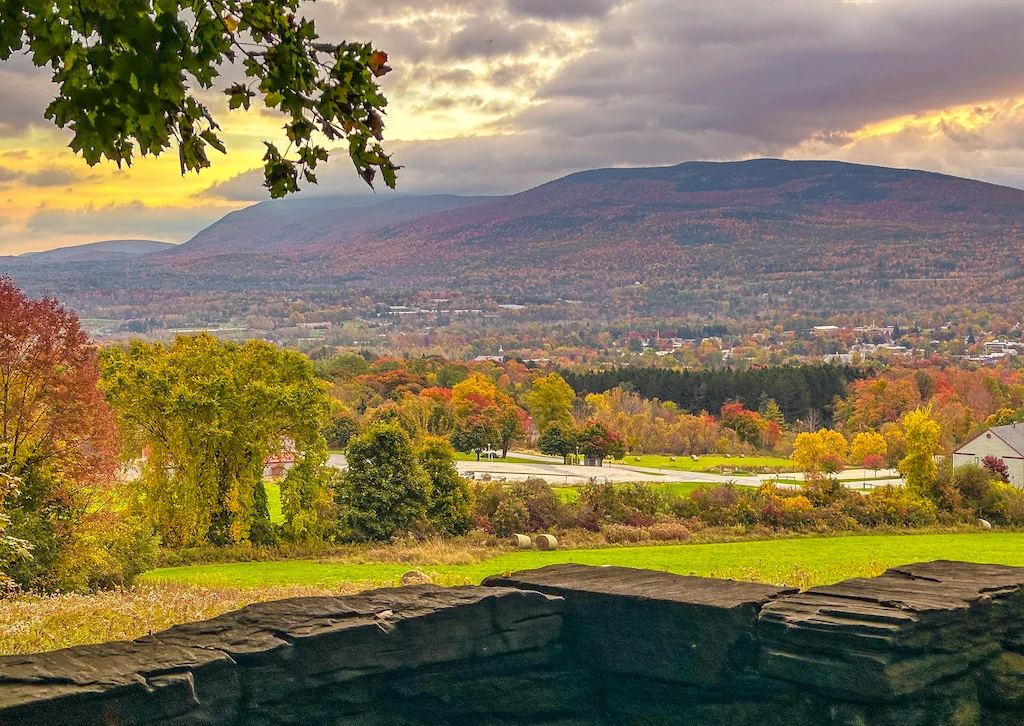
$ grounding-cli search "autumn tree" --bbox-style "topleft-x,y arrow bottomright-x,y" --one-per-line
898,406 -> 943,497
337,421 -> 429,541
791,429 -> 848,479
450,374 -> 526,459
982,455 -> 1010,484
523,373 -> 576,432
418,437 -> 472,536
577,421 -> 625,462
0,277 -> 153,590
1,0 -> 397,196
100,333 -> 332,546
538,423 -> 578,464
850,431 -> 887,470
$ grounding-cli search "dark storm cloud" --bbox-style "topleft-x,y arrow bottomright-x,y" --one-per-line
507,0 -> 618,21
522,0 -> 1024,148
442,17 -> 552,60
58,0 -> 1024,220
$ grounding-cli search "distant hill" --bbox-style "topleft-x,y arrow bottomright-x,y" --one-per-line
6,159 -> 1024,318
20,239 -> 176,263
173,194 -> 496,256
157,158 -> 1024,314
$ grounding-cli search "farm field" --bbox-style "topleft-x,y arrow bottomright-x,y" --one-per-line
142,532 -> 1024,591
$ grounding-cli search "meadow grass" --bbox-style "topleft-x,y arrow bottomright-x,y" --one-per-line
452,452 -> 554,465
8,531 -> 1023,656
0,582 -> 377,656
553,481 -> 754,503
611,454 -> 794,472
264,482 -> 284,524
142,532 -> 1024,592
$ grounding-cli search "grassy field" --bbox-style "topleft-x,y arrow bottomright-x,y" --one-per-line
7,531 -> 1022,656
453,452 -> 553,465
264,482 -> 284,524
142,532 -> 1024,591
612,454 -> 794,472
552,481 -> 754,503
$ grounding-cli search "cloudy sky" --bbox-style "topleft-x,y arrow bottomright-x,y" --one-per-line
2,0 -> 1024,253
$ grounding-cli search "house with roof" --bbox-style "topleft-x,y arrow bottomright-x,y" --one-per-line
952,424 -> 1024,488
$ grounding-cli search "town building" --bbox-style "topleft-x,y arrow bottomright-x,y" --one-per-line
953,425 -> 1024,488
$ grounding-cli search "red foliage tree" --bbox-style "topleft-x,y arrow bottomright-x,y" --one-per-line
0,277 -> 122,588
982,455 -> 1011,484
0,277 -> 116,487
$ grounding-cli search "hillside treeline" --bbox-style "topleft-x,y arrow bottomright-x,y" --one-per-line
562,365 -> 866,424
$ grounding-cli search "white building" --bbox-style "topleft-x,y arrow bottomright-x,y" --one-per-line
953,425 -> 1024,488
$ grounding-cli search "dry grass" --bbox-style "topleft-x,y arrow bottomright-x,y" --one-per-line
0,582 -> 378,656
342,539 -> 506,566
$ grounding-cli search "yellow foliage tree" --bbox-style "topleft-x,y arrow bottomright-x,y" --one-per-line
898,406 -> 943,497
850,431 -> 887,468
791,429 -> 848,478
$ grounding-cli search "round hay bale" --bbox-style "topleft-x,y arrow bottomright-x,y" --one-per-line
534,534 -> 558,551
977,518 -> 993,531
400,570 -> 433,586
511,533 -> 533,549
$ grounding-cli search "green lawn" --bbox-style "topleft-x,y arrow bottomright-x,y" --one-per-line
553,481 -> 755,503
453,452 -> 555,466
612,454 -> 793,473
264,482 -> 283,524
141,532 -> 1024,591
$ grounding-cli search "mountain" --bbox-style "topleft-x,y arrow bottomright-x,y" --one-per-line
19,239 -> 176,263
172,194 -> 496,256
5,159 -> 1024,319
156,158 -> 1024,313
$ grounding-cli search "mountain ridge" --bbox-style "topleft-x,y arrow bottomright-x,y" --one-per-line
4,159 -> 1024,319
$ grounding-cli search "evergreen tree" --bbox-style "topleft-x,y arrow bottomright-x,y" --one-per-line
419,438 -> 472,536
337,422 -> 429,541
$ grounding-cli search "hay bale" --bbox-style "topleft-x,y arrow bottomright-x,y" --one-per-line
511,533 -> 533,549
400,570 -> 433,586
978,518 -> 993,530
534,534 -> 558,551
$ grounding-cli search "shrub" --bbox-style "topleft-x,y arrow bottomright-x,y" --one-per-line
577,481 -> 671,527
647,522 -> 691,541
508,479 -> 574,531
601,524 -> 650,544
491,498 -> 528,537
982,456 -> 1011,484
863,486 -> 938,527
953,464 -> 998,517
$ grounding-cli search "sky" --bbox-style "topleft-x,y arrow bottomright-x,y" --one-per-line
3,0 -> 1024,254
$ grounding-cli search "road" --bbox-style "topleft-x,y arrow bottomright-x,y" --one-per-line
327,453 -> 902,488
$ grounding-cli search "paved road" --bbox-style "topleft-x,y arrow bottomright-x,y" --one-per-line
327,453 -> 902,488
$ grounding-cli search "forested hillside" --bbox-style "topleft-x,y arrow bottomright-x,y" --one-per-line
563,365 -> 865,424
5,159 -> 1024,322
